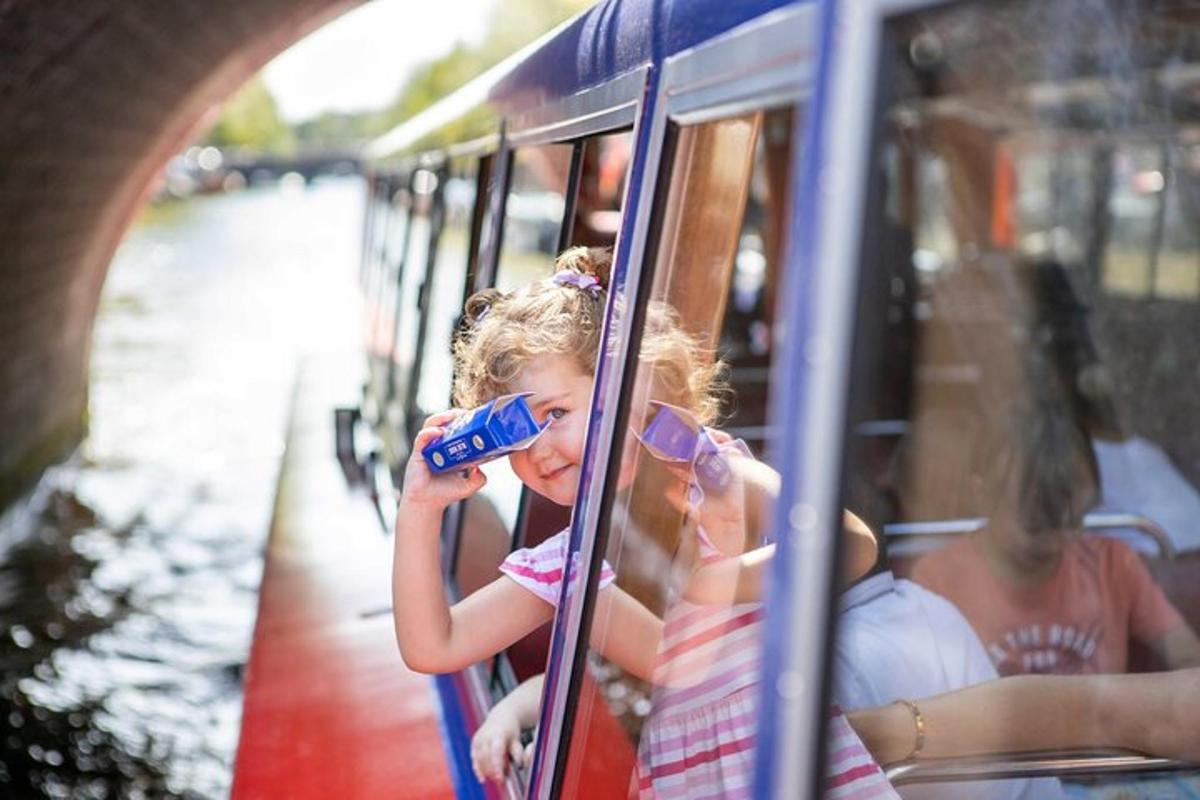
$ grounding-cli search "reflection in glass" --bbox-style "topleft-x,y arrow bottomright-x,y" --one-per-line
559,108 -> 796,797
840,2 -> 1200,795
496,144 -> 574,291
414,157 -> 480,417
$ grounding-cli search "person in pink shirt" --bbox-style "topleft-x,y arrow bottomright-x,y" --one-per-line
913,391 -> 1200,676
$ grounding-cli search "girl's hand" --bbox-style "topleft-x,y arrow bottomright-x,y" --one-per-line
470,704 -> 529,784
665,436 -> 755,556
399,410 -> 488,513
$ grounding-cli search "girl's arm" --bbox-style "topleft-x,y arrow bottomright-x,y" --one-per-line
847,668 -> 1200,766
471,674 -> 545,783
392,412 -> 553,673
682,511 -> 878,605
683,544 -> 776,605
591,584 -> 663,682
394,545 -> 555,672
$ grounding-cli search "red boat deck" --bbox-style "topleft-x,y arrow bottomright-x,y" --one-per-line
231,357 -> 454,800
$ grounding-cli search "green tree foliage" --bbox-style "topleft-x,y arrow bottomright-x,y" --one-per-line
284,0 -> 595,152
368,0 -> 594,149
294,110 -> 380,150
204,76 -> 297,156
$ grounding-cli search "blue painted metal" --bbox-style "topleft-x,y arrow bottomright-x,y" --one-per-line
523,24 -> 674,795
433,674 -> 489,800
753,0 -> 844,795
488,0 -> 796,113
522,56 -> 664,793
524,2 -> 829,795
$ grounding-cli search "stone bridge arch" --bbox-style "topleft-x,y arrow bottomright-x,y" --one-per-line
0,0 -> 361,509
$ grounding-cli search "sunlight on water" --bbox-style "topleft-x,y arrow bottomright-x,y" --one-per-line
0,177 -> 365,798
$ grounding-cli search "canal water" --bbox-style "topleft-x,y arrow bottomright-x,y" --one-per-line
0,176 -> 365,799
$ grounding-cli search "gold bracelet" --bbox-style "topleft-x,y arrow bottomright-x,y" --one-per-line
895,698 -> 926,761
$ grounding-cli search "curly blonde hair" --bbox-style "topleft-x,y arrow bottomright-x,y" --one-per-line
452,246 -> 724,424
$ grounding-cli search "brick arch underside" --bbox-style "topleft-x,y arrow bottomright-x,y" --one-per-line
0,0 -> 362,510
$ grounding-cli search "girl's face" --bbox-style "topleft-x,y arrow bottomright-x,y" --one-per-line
509,355 -> 595,506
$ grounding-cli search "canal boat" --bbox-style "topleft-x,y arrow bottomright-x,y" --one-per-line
259,0 -> 1200,796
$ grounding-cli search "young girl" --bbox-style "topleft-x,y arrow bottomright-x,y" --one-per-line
912,390 -> 1200,677
391,247 -> 897,799
391,247 -> 687,681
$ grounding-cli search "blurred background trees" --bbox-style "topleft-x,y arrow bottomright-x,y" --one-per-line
203,76 -> 297,156
202,0 -> 592,154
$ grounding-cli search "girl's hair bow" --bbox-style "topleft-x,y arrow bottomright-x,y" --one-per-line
552,270 -> 603,296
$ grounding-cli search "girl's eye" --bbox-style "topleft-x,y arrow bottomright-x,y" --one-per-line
547,407 -> 568,421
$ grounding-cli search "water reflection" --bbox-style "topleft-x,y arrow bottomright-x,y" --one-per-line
2,484 -> 176,798
0,177 -> 364,798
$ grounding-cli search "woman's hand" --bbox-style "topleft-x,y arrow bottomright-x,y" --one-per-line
398,410 -> 488,514
470,702 -> 530,784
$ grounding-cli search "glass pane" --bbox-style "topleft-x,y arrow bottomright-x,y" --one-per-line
495,143 -> 574,291
452,144 -> 573,616
378,179 -> 412,359
1159,147 -> 1200,299
390,168 -> 439,411
414,157 -> 480,417
451,136 -> 633,709
839,2 -> 1200,796
360,176 -> 387,357
1104,144 -> 1162,297
559,108 -> 795,798
366,177 -> 410,418
570,132 -> 633,249
451,143 -> 574,608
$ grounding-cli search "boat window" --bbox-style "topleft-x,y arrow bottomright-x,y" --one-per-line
388,167 -> 440,413
446,143 -> 577,564
838,0 -> 1200,792
359,174 -> 385,359
449,133 -> 633,698
450,145 -> 531,597
556,106 -> 797,797
378,175 -> 413,359
413,156 -> 483,420
359,172 -> 385,289
494,143 -> 575,291
365,174 -> 411,418
451,144 -> 575,614
568,131 -> 633,250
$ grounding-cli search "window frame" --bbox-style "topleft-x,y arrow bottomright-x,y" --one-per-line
475,73 -> 648,560
430,69 -> 649,799
389,162 -> 448,434
776,0 -> 1200,794
363,172 -> 403,351
405,156 -> 465,431
748,1 -> 926,795
525,6 -> 821,797
363,170 -> 412,430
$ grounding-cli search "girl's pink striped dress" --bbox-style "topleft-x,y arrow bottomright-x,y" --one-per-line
498,527 -> 616,603
499,530 -> 898,799
636,532 -> 898,799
